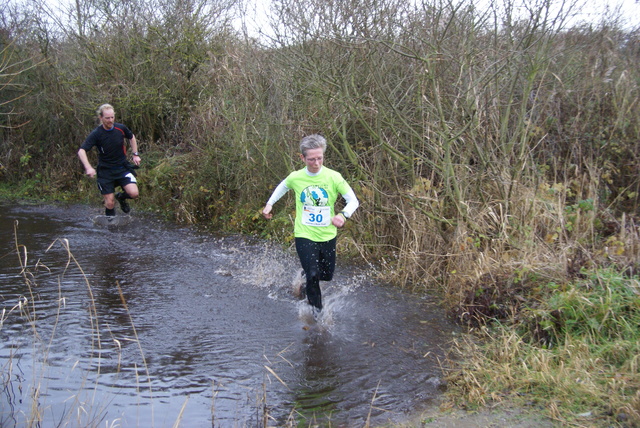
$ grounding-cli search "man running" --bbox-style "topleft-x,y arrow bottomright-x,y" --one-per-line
262,134 -> 359,312
78,104 -> 141,217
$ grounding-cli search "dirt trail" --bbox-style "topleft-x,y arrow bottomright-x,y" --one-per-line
399,399 -> 555,428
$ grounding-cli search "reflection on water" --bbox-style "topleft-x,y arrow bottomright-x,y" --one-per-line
0,203 -> 457,427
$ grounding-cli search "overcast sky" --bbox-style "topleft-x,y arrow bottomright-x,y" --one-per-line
236,0 -> 640,39
43,0 -> 640,39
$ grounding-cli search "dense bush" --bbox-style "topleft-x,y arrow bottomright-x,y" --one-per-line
1,0 -> 638,300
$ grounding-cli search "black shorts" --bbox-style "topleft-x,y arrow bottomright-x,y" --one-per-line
97,166 -> 137,195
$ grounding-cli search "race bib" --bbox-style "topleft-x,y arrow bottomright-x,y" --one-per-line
302,206 -> 331,226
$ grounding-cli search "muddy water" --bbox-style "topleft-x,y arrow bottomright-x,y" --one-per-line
0,203 -> 457,427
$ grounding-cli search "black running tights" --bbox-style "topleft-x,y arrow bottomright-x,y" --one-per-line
295,237 -> 337,310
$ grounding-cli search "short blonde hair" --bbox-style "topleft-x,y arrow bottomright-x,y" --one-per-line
97,104 -> 114,117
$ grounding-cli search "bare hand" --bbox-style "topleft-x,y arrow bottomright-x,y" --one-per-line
262,204 -> 273,219
85,167 -> 96,178
331,214 -> 346,228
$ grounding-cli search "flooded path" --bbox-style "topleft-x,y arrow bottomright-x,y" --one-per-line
0,203 -> 457,427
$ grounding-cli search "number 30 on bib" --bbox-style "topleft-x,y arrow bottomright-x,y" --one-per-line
302,206 -> 331,226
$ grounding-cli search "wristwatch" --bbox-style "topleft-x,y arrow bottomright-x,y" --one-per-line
133,152 -> 140,156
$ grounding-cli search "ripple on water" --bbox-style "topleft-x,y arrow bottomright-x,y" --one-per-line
0,203 -> 458,427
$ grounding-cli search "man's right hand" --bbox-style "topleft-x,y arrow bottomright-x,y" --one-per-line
77,149 -> 96,178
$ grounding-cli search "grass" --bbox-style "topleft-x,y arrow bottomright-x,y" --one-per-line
1,223 -> 141,426
1,223 -> 202,427
444,268 -> 640,426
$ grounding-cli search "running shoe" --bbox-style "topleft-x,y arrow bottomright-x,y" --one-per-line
116,192 -> 131,213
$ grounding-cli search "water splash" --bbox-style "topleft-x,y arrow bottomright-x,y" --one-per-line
0,203 -> 459,427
